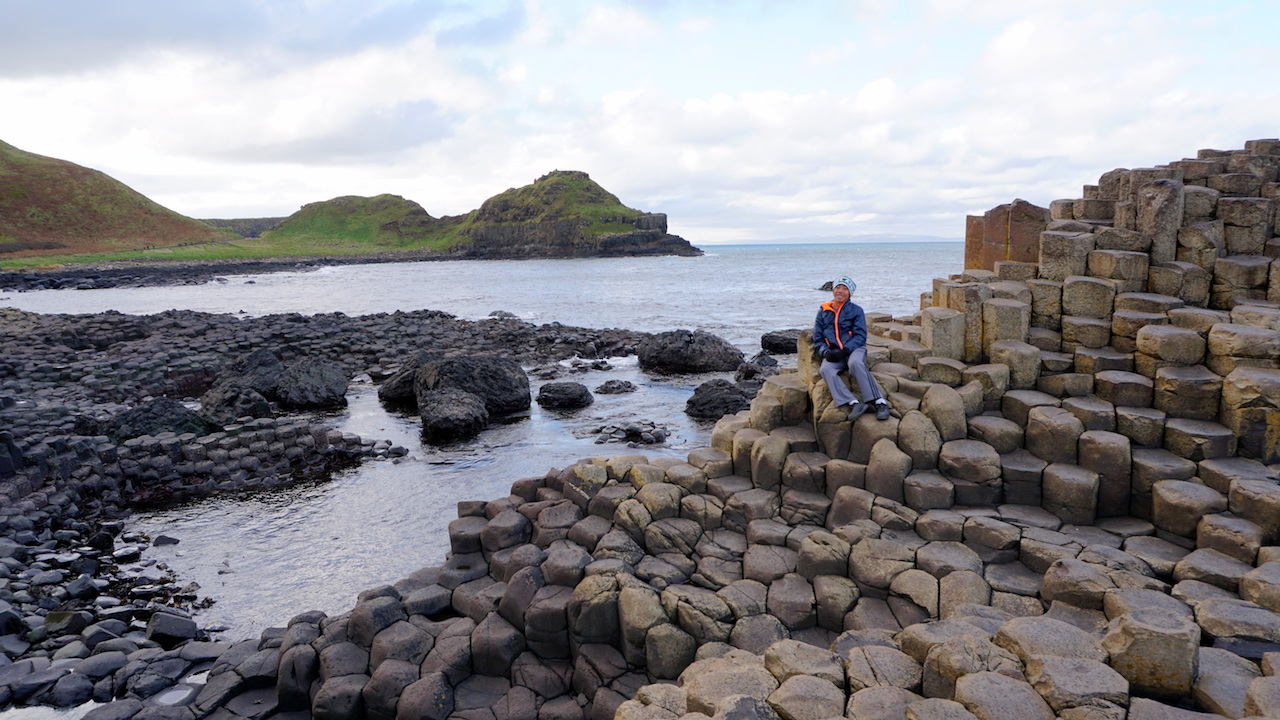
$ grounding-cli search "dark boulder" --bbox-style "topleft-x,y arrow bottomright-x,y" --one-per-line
685,379 -> 752,420
276,359 -> 349,410
199,383 -> 273,425
420,388 -> 490,443
104,398 -> 219,441
217,348 -> 285,397
761,329 -> 801,354
595,380 -> 637,394
414,357 -> 530,415
536,382 -> 594,410
144,611 -> 198,649
377,350 -> 443,409
636,330 -> 743,373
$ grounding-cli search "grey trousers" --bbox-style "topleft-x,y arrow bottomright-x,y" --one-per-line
819,346 -> 884,407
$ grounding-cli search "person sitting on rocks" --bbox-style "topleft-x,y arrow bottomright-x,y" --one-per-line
814,276 -> 891,421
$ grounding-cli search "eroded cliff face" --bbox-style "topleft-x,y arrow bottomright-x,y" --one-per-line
458,212 -> 702,258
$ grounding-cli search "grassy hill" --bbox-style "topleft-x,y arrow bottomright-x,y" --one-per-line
0,139 -> 233,261
464,170 -> 642,232
257,194 -> 453,252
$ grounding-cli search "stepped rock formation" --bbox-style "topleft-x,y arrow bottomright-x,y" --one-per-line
2,140 -> 1280,720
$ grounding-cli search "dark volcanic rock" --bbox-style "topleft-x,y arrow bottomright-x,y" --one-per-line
685,379 -> 752,420
414,357 -> 531,415
420,388 -> 490,443
636,330 -> 743,373
275,358 -> 349,410
219,348 -> 286,397
378,350 -> 443,408
199,384 -> 273,425
761,329 -> 801,354
105,398 -> 219,441
594,420 -> 667,444
594,380 -> 636,394
536,382 -> 594,410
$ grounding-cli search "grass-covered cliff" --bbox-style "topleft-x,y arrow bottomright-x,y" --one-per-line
0,139 -> 233,261
444,170 -> 701,257
258,171 -> 699,258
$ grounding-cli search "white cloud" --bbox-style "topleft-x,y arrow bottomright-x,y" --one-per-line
677,15 -> 715,35
574,4 -> 658,44
1,0 -> 1278,244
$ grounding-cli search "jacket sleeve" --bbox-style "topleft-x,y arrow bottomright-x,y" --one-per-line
813,309 -> 829,356
849,305 -> 868,349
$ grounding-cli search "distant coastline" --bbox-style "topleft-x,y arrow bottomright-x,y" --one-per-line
704,234 -> 962,245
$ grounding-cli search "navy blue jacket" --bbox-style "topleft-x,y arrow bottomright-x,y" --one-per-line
813,300 -> 867,357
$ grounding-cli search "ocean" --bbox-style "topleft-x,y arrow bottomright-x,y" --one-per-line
1,242 -> 964,641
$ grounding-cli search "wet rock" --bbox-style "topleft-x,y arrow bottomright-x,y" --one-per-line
419,388 -> 490,443
377,349 -> 444,407
145,611 -> 200,649
592,421 -> 667,445
686,380 -> 752,420
537,382 -> 594,410
760,330 -> 801,355
275,358 -> 349,410
594,380 -> 636,394
415,356 -> 531,415
637,330 -> 744,373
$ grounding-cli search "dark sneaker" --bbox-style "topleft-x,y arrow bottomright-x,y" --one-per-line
875,402 -> 891,421
847,402 -> 868,421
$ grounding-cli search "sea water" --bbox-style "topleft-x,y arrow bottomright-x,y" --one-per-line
0,242 -> 964,640
2,243 -> 959,349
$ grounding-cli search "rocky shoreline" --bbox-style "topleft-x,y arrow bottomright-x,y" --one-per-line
0,233 -> 701,293
0,304 -> 676,714
3,140 -> 1280,720
0,252 -> 476,292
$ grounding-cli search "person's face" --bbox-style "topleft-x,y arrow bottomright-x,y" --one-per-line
833,285 -> 849,303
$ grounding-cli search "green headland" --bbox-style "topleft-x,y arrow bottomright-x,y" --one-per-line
0,140 -> 700,269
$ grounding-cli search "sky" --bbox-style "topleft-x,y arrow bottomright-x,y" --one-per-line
2,1 -> 1278,245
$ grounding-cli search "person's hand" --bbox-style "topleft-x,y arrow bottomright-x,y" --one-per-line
826,347 -> 848,363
